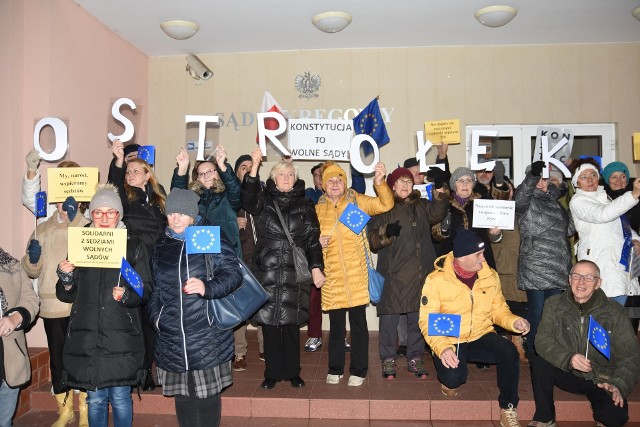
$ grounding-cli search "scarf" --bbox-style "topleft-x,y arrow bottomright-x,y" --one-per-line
620,215 -> 633,272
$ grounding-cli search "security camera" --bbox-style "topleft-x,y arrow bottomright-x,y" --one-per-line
186,54 -> 213,80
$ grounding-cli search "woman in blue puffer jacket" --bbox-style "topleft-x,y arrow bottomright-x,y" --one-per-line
148,188 -> 242,427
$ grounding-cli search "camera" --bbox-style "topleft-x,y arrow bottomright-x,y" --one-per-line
186,54 -> 213,80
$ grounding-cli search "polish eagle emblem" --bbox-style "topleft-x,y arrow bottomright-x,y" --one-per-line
295,71 -> 321,100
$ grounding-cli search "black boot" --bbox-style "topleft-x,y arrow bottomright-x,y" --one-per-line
142,369 -> 156,391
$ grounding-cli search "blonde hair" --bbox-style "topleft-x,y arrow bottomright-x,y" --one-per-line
57,160 -> 87,213
125,158 -> 166,212
269,161 -> 298,182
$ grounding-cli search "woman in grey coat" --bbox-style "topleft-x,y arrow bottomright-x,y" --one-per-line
515,161 -> 573,356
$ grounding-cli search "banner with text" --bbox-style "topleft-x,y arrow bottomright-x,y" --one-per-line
47,167 -> 99,203
472,199 -> 515,230
287,119 -> 353,161
68,227 -> 127,268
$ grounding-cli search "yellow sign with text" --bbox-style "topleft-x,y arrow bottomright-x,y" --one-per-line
424,119 -> 461,144
634,133 -> 640,161
47,167 -> 99,202
67,227 -> 127,269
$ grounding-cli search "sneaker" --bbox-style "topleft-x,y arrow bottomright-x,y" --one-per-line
326,374 -> 343,384
595,423 -> 605,427
232,355 -> 246,371
440,383 -> 459,396
347,375 -> 365,386
381,358 -> 397,379
407,358 -> 429,379
344,339 -> 351,352
500,404 -> 521,427
258,352 -> 265,361
527,421 -> 556,427
396,345 -> 407,357
304,337 -> 323,352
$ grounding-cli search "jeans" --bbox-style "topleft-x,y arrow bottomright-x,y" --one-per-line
87,386 -> 133,427
525,289 -> 563,355
0,381 -> 20,427
432,332 -> 520,409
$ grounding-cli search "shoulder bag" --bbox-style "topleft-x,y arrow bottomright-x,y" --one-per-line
273,202 -> 314,285
362,230 -> 385,304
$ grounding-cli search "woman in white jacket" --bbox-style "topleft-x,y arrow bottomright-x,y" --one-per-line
569,161 -> 640,305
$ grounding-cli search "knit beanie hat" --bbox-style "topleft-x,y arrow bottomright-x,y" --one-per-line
234,154 -> 252,173
449,167 -> 476,190
89,184 -> 124,219
452,228 -> 485,258
322,164 -> 347,191
123,144 -> 140,157
572,163 -> 599,187
602,161 -> 629,184
387,167 -> 414,189
165,189 -> 200,219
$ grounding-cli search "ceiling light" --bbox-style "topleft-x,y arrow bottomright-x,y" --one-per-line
160,20 -> 200,40
474,6 -> 518,27
633,7 -> 640,22
312,11 -> 352,33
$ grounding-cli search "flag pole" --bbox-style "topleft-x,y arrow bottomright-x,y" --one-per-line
456,337 -> 460,358
34,215 -> 37,240
327,219 -> 340,237
585,342 -> 589,360
117,273 -> 121,288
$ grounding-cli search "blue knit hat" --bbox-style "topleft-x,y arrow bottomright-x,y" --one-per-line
602,161 -> 629,184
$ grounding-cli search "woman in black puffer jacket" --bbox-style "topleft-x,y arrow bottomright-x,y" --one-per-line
242,149 -> 324,390
148,189 -> 242,427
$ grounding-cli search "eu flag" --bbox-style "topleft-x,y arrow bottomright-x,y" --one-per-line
353,97 -> 390,156
186,226 -> 221,254
137,146 -> 155,164
120,257 -> 144,297
339,203 -> 371,235
35,191 -> 47,218
427,313 -> 462,337
588,315 -> 610,360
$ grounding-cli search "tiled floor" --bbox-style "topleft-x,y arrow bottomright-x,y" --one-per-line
16,330 -> 640,426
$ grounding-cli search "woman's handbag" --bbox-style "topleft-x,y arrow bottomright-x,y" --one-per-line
273,202 -> 314,285
362,229 -> 385,304
210,258 -> 269,330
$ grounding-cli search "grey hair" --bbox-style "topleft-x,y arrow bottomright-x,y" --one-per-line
269,161 -> 299,182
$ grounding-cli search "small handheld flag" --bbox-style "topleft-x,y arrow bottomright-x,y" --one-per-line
339,203 -> 371,235
35,191 -> 47,218
186,226 -> 221,254
137,146 -> 155,164
120,257 -> 144,298
353,97 -> 390,156
427,313 -> 462,337
588,315 -> 610,360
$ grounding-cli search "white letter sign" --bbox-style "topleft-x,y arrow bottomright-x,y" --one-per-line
108,98 -> 136,143
256,112 -> 289,157
350,134 -> 379,174
470,129 -> 497,171
185,115 -> 220,161
33,118 -> 68,162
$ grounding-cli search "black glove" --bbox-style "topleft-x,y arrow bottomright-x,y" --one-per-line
62,196 -> 78,221
493,161 -> 505,185
386,220 -> 402,238
530,161 -> 545,177
441,212 -> 452,233
27,239 -> 42,265
426,168 -> 446,190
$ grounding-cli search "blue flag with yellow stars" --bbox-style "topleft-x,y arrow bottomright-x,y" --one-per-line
427,313 -> 462,337
35,191 -> 47,218
339,203 -> 371,235
588,315 -> 610,360
353,97 -> 390,156
120,257 -> 143,298
186,226 -> 221,254
137,145 -> 155,164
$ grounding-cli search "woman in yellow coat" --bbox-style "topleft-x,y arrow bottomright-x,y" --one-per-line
316,162 -> 393,386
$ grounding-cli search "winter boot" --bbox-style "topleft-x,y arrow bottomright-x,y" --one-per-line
52,392 -> 75,427
78,391 -> 89,427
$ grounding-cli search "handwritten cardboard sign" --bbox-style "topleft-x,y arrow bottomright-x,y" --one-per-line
424,119 -> 460,144
47,167 -> 99,203
472,199 -> 515,230
67,227 -> 127,268
287,119 -> 353,161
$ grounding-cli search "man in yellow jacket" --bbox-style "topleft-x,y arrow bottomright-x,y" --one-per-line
316,161 -> 394,387
419,227 -> 530,427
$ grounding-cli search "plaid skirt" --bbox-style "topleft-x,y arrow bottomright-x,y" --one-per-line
157,361 -> 233,399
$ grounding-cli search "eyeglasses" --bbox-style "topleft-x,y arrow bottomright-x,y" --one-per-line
396,178 -> 413,185
197,169 -> 217,179
456,178 -> 474,185
91,210 -> 119,219
569,273 -> 599,283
